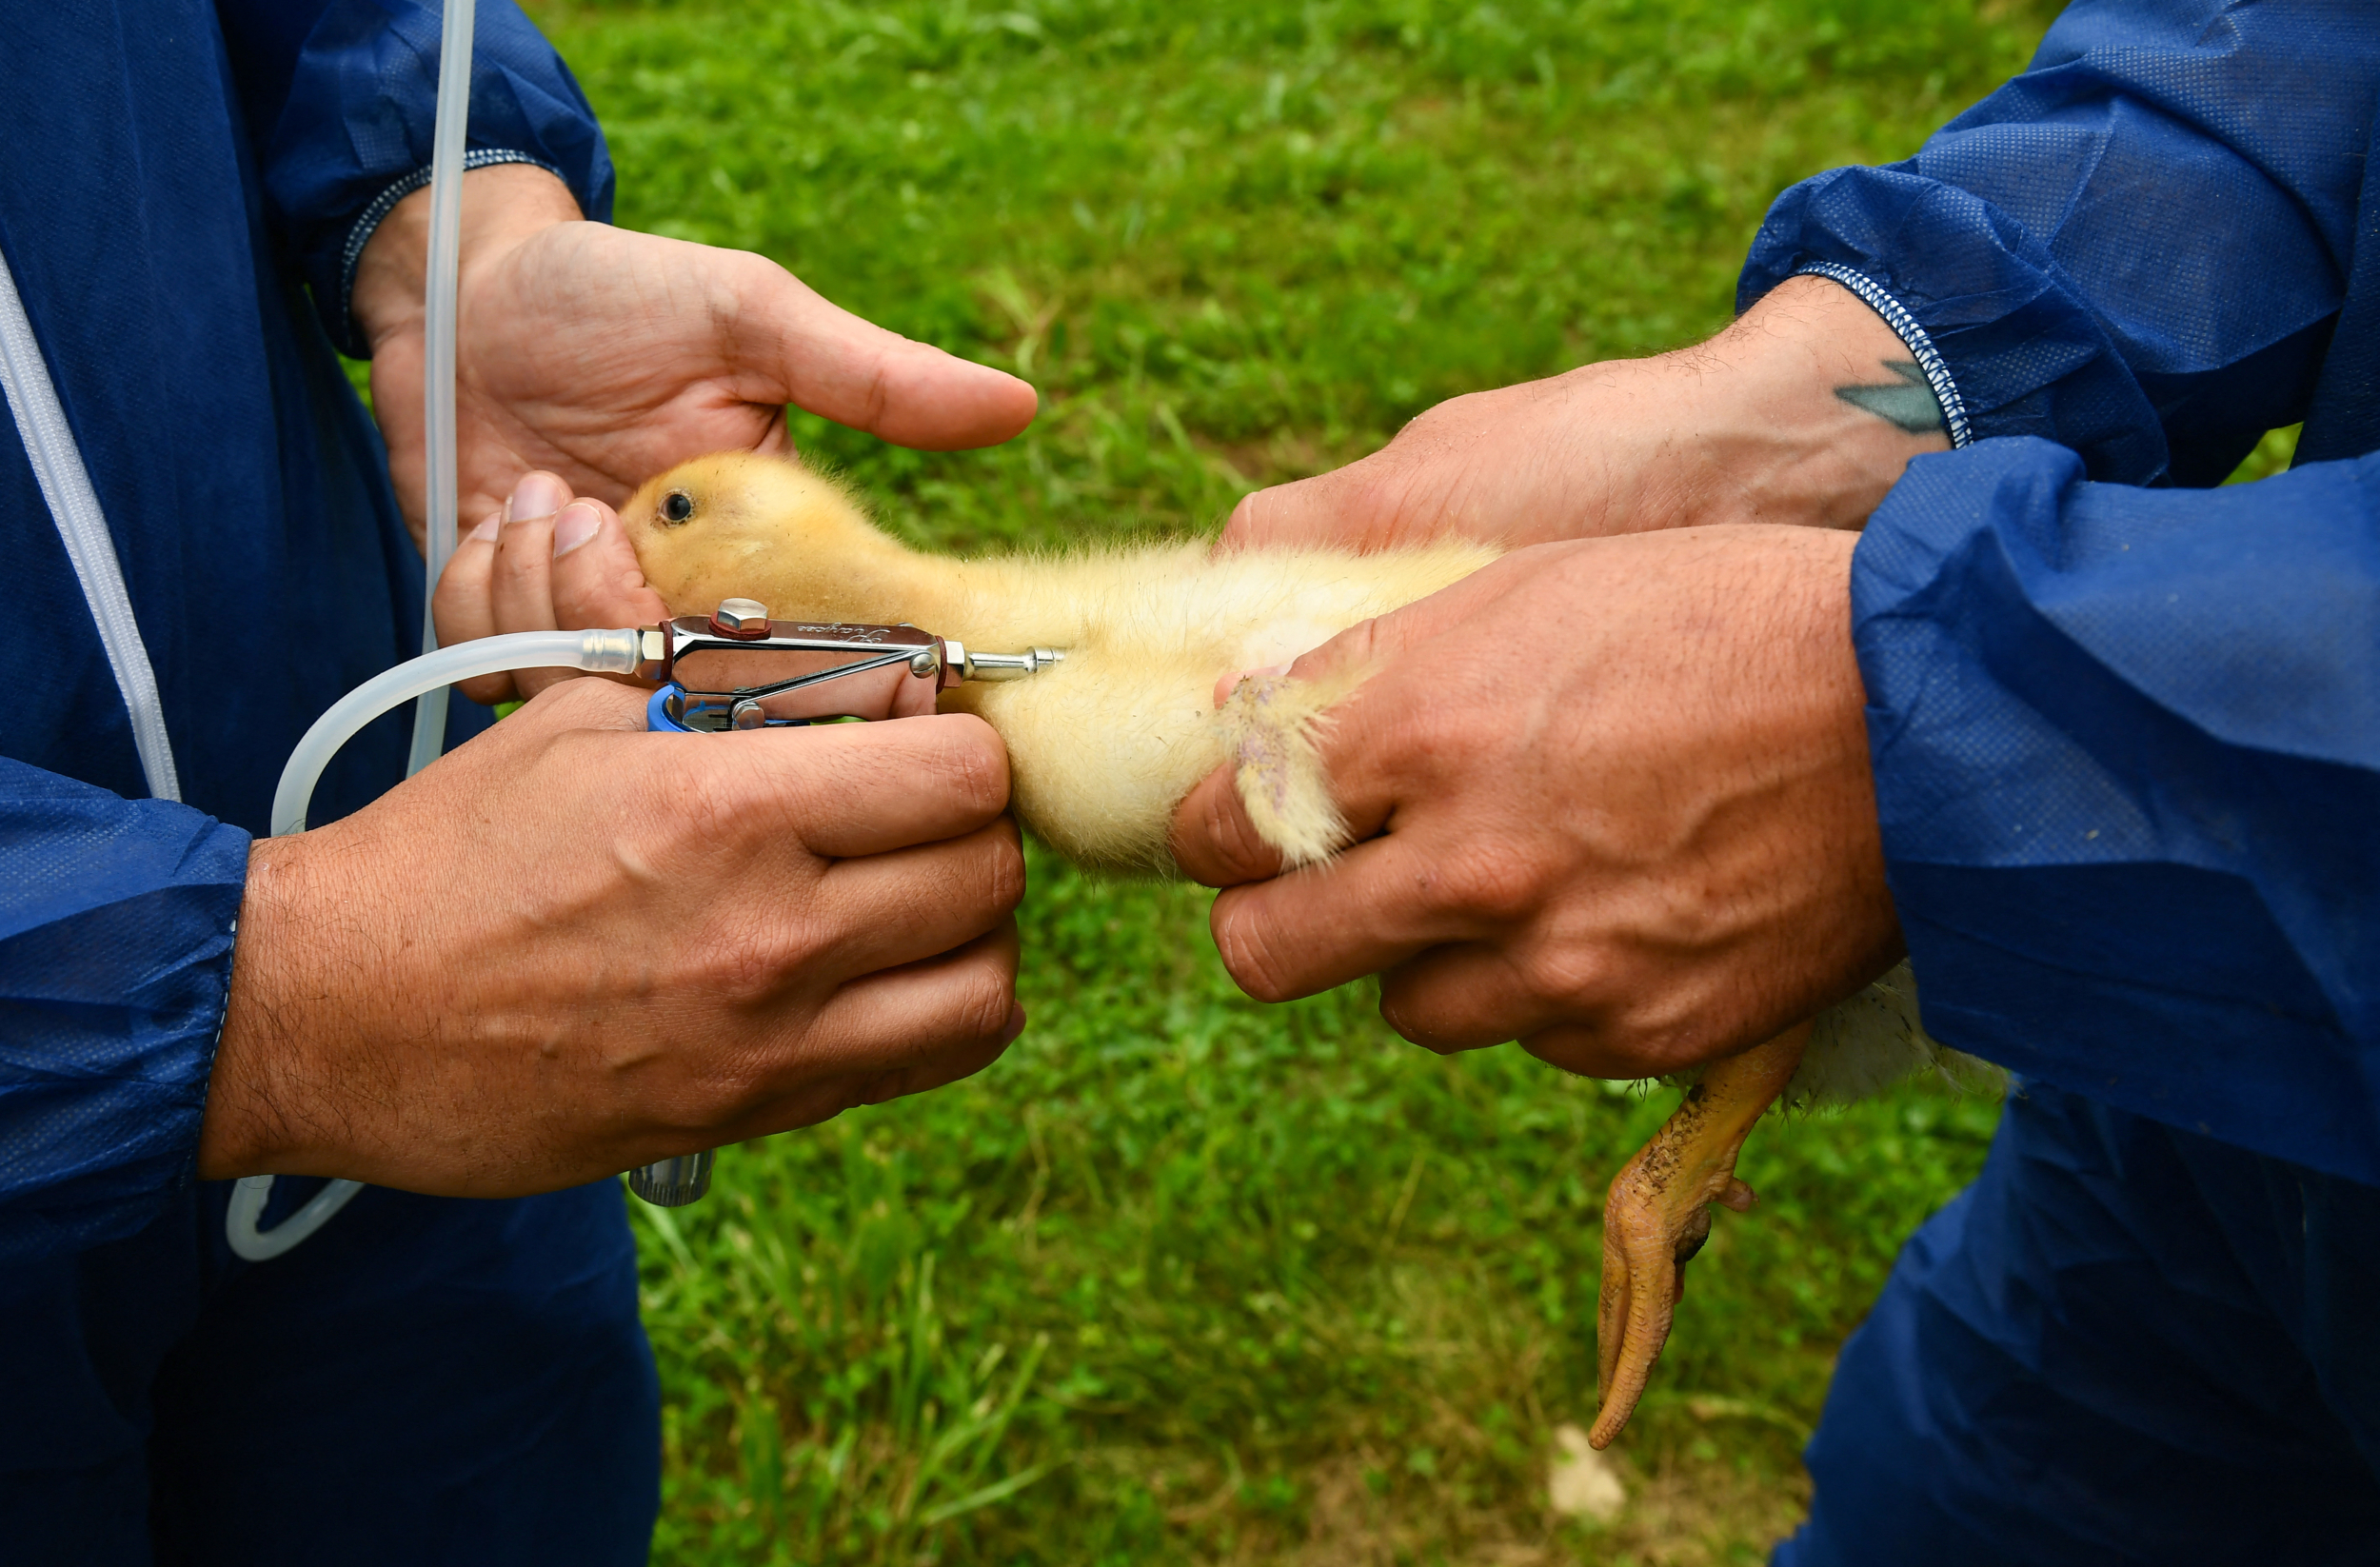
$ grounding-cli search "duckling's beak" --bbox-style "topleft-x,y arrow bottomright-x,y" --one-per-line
1590,1022 -> 1810,1449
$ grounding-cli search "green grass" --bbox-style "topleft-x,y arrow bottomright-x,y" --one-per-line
631,854 -> 2002,1565
2225,424 -> 2301,485
514,1 -> 2071,1559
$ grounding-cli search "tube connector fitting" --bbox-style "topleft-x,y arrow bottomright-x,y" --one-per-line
576,626 -> 645,675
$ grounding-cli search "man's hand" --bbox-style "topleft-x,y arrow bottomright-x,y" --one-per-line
199,681 -> 1025,1193
1169,526 -> 1902,1081
1222,275 -> 1948,555
351,165 -> 1038,548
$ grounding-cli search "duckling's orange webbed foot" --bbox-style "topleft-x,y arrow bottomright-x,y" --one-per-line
1589,1023 -> 1811,1449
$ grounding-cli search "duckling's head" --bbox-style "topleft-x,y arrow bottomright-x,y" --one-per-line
621,449 -> 918,621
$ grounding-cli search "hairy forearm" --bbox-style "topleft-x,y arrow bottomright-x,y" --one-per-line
201,835 -> 367,1180
1673,272 -> 1951,531
1223,273 -> 1951,553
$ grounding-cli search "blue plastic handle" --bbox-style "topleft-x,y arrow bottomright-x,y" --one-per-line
646,684 -> 692,733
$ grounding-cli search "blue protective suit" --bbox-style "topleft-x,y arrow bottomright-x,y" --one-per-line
0,3 -> 656,1559
1737,2 -> 2380,1559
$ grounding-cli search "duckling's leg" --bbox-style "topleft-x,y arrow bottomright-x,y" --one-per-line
1590,1023 -> 1810,1449
1218,669 -> 1369,867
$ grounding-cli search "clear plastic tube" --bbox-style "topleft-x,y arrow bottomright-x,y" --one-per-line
404,0 -> 481,780
227,1173 -> 366,1262
234,0 -> 490,1265
231,625 -> 645,1262
273,628 -> 644,836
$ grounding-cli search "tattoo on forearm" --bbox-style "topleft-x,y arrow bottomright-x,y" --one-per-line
1835,360 -> 1947,436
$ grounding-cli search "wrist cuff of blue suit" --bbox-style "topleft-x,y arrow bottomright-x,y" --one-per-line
1793,261 -> 1973,449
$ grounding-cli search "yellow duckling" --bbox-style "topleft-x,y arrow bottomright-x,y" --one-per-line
616,449 -> 1976,1448
621,449 -> 1497,873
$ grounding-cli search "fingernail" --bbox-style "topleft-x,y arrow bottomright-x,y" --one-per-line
1002,1003 -> 1027,1044
552,501 -> 603,556
467,514 -> 500,543
507,471 -> 571,526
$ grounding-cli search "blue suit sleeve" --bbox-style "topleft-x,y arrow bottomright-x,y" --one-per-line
1739,1 -> 2379,486
217,0 -> 616,357
1854,438 -> 2380,1185
0,759 -> 251,1263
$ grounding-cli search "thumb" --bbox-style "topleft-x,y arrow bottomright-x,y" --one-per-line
736,252 -> 1039,451
549,498 -> 672,629
1168,546 -> 1534,884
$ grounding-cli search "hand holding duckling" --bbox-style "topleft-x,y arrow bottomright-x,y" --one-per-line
433,470 -> 671,705
1168,524 -> 1938,1444
1170,269 -> 1974,1446
1171,526 -> 1898,1071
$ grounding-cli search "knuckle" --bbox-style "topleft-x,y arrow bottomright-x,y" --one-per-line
1364,709 -> 1465,800
666,758 -> 770,859
1294,618 -> 1377,684
1391,400 -> 1458,445
1220,799 -> 1279,882
702,913 -> 800,1007
1212,905 -> 1295,1003
540,672 -> 617,718
1374,986 -> 1448,1052
713,1024 -> 823,1118
1515,1023 -> 1612,1078
1512,940 -> 1609,1012
1189,780 -> 1276,884
1330,466 -> 1408,528
1398,691 -> 1488,764
846,1068 -> 911,1112
944,956 -> 1017,1045
430,579 -> 471,626
982,827 -> 1027,913
895,717 -> 1009,823
1389,387 -> 1496,453
1429,843 -> 1543,923
948,721 -> 1013,816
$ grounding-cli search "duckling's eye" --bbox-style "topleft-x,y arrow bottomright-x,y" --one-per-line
661,490 -> 695,525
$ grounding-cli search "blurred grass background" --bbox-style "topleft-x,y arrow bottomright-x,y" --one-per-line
513,1 -> 2074,1561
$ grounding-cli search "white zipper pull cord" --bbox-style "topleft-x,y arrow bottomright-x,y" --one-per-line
0,246 -> 181,803
0,243 -> 362,1262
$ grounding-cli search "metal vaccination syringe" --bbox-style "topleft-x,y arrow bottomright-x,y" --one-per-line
617,600 -> 1062,1206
